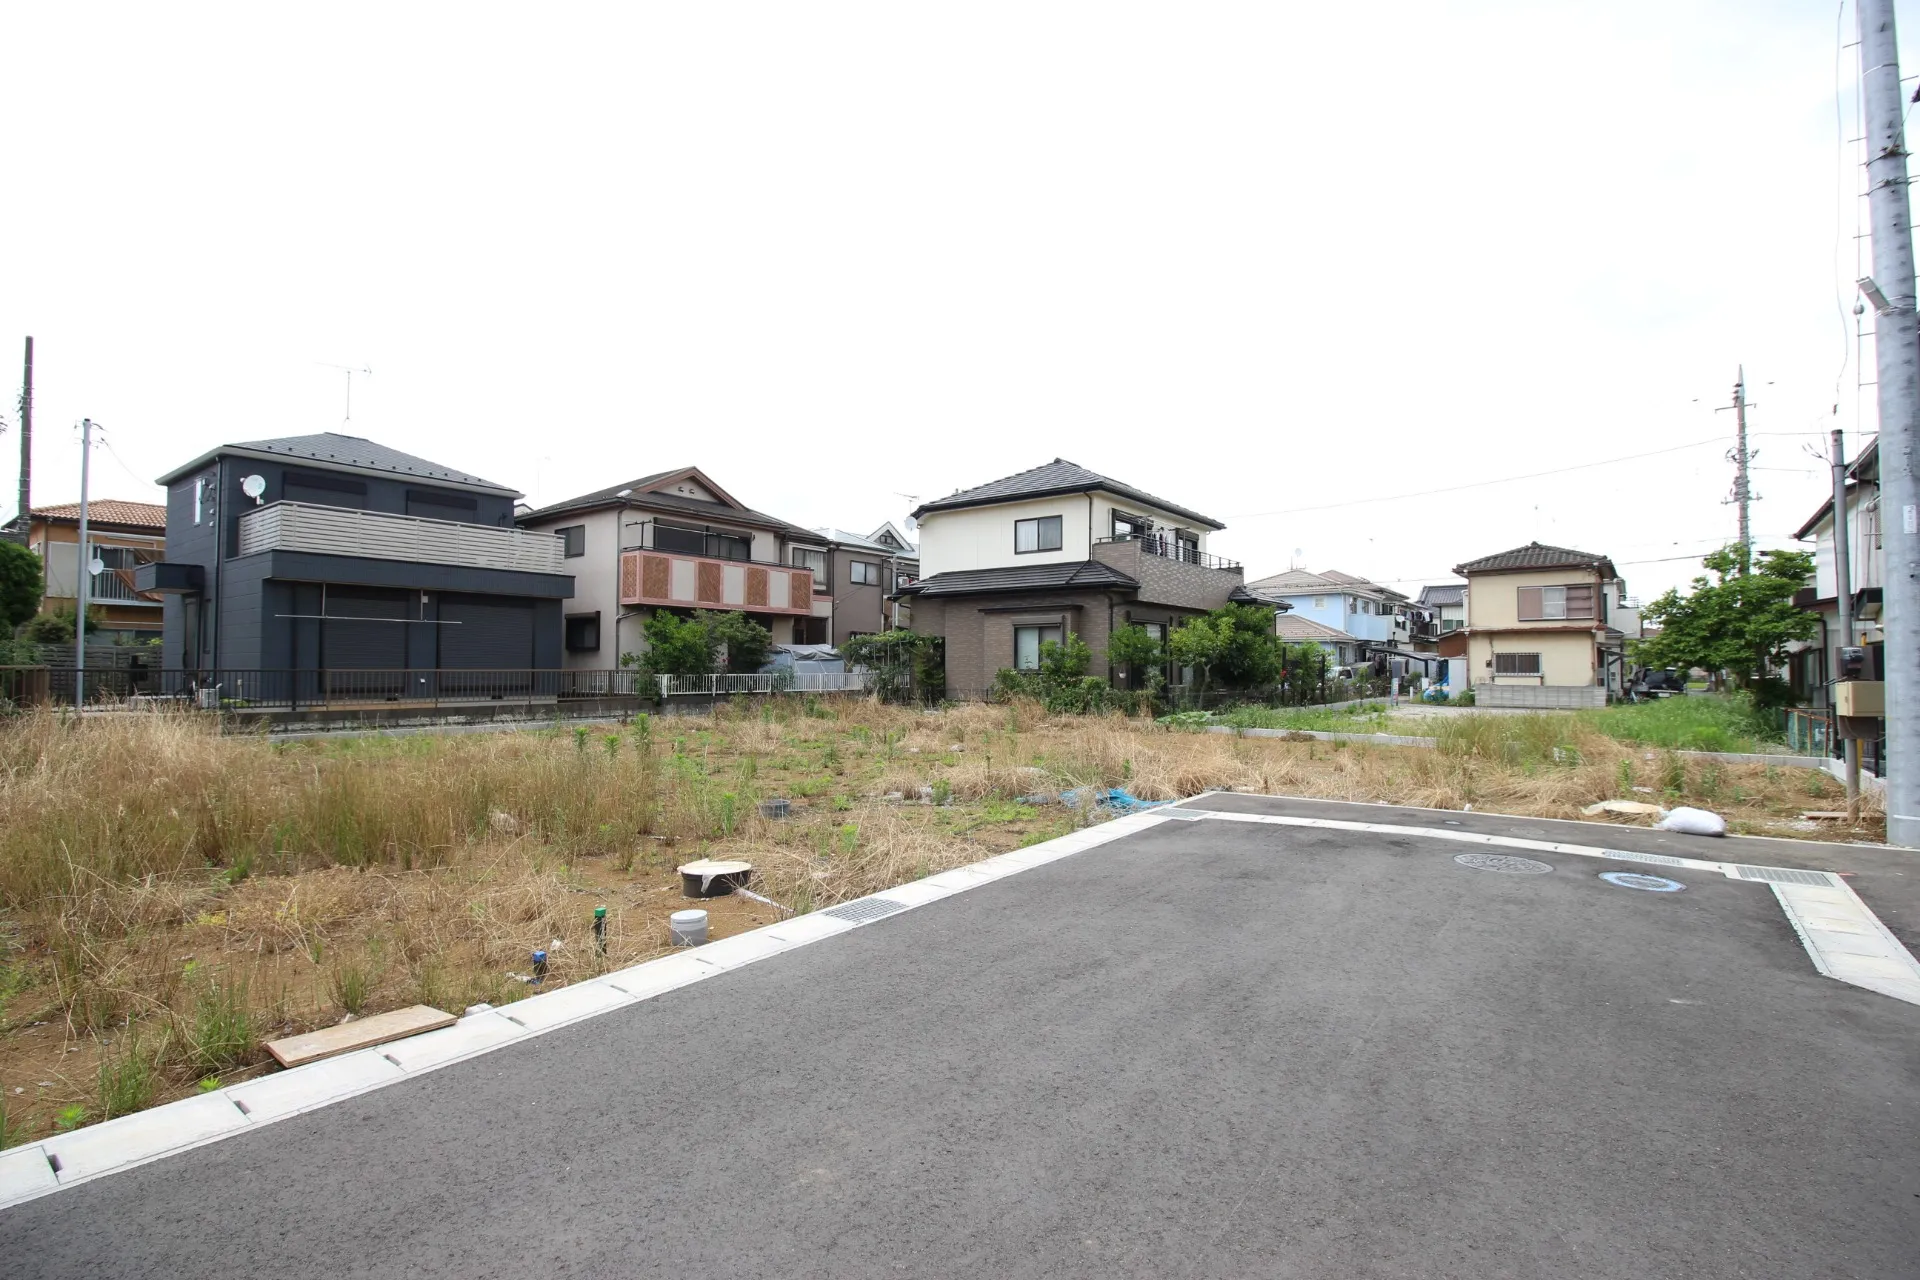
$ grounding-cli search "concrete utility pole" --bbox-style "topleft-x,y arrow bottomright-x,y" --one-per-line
75,418 -> 94,709
1858,0 -> 1920,848
13,337 -> 30,541
1832,429 -> 1860,821
1726,368 -> 1755,567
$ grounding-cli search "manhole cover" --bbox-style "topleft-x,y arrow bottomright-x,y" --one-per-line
1453,853 -> 1553,875
1599,871 -> 1685,893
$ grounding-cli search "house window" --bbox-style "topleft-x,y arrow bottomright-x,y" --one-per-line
794,616 -> 829,644
1014,516 -> 1063,554
791,547 -> 828,581
1494,652 -> 1543,676
565,612 -> 600,652
849,560 -> 879,585
1441,618 -> 1460,632
1313,596 -> 1325,609
1014,624 -> 1064,669
1175,534 -> 1199,563
1113,512 -> 1151,540
193,478 -> 205,525
1517,584 -> 1594,621
557,525 -> 586,558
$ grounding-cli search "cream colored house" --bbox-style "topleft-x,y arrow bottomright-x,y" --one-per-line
1454,542 -> 1629,708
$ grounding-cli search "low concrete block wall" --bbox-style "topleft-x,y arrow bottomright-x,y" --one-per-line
1473,683 -> 1606,709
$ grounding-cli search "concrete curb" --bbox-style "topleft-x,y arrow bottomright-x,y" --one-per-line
1199,722 -> 1838,770
0,806 -> 1177,1215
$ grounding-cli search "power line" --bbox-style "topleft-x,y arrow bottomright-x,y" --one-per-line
1222,435 -> 1737,521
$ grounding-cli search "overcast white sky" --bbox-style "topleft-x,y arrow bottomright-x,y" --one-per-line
2,2 -> 1907,600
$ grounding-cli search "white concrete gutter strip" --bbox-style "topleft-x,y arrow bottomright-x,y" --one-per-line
1198,722 -> 1839,770
1183,806 -> 1920,1008
0,807 -> 1175,1214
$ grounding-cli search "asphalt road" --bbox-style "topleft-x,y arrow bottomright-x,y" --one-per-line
4,805 -> 1916,1278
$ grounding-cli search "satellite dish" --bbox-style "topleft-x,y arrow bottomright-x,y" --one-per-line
87,556 -> 104,577
904,515 -> 918,532
241,474 -> 267,505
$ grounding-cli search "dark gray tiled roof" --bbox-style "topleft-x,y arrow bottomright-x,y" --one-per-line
910,459 -> 1225,530
1453,542 -> 1616,575
157,432 -> 516,494
1418,583 -> 1466,606
901,560 -> 1139,597
520,471 -> 817,541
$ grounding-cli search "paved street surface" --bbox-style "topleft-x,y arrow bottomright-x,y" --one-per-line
4,798 -> 1916,1278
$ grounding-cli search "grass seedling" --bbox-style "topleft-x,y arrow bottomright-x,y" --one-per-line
1615,759 -> 1633,793
54,1104 -> 87,1133
574,726 -> 589,753
332,963 -> 370,1015
98,1035 -> 160,1120
604,734 -> 621,759
188,976 -> 257,1072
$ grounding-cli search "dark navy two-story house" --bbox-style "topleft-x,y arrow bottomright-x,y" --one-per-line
136,433 -> 574,702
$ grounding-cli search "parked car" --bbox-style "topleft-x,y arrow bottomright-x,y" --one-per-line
1630,667 -> 1684,699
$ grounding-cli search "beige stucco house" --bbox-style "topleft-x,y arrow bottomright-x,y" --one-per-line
1453,542 -> 1630,708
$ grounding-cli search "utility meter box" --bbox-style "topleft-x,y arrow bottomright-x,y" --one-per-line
1835,680 -> 1884,717
1839,646 -> 1867,680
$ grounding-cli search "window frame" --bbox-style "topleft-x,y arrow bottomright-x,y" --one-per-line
1493,652 -> 1543,677
849,559 -> 879,585
557,525 -> 587,558
1013,623 -> 1064,670
1014,515 -> 1064,555
564,611 -> 601,652
1517,583 -> 1595,622
790,547 -> 829,584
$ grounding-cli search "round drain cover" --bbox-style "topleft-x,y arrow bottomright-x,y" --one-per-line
1453,853 -> 1553,874
1599,870 -> 1685,893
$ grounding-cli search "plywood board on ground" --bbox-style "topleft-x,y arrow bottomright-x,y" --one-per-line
266,1005 -> 457,1068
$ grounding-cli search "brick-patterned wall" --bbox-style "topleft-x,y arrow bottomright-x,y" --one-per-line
913,590 -> 1130,691
1090,540 -> 1243,611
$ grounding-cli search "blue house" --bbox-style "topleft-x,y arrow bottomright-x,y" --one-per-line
137,433 -> 575,703
1246,568 -> 1412,662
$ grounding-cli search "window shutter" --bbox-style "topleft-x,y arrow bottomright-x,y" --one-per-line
1516,587 -> 1543,620
1564,584 -> 1595,619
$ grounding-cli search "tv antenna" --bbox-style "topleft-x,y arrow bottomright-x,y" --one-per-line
315,362 -> 372,425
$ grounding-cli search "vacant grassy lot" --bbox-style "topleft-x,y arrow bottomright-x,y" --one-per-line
1203,694 -> 1789,755
0,698 -> 1876,1145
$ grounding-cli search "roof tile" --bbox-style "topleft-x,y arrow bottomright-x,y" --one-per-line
910,459 -> 1224,530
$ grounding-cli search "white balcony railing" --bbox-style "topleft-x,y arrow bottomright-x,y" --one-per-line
238,501 -> 566,575
657,671 -> 875,697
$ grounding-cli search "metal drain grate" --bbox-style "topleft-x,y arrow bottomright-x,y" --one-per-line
1160,809 -> 1210,821
823,897 -> 911,924
1728,865 -> 1839,888
1453,852 -> 1554,875
1602,850 -> 1690,868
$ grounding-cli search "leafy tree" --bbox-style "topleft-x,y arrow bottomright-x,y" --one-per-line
1633,545 -> 1817,700
1105,624 -> 1164,688
0,541 -> 41,633
842,629 -> 945,702
620,609 -> 773,680
1166,603 -> 1283,693
20,606 -> 99,646
704,610 -> 772,673
623,610 -> 717,677
1168,615 -> 1229,691
1210,602 -> 1285,688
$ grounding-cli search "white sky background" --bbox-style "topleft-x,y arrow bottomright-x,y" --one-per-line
1,2 -> 1906,601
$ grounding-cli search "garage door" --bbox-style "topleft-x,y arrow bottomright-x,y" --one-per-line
322,588 -> 410,699
438,595 -> 535,695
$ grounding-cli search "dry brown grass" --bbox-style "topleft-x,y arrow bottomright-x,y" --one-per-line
0,699 -> 1875,1144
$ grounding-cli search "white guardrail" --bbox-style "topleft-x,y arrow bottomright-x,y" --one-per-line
656,672 -> 876,697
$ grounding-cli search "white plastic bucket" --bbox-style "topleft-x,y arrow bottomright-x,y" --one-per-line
669,909 -> 709,947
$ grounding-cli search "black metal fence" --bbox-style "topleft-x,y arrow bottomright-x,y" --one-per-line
35,668 -> 650,711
